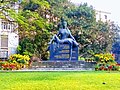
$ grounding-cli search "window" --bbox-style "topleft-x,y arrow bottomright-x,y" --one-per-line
1,35 -> 8,48
0,35 -> 8,59
1,21 -> 14,32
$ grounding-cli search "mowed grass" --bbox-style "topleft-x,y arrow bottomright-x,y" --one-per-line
0,71 -> 120,90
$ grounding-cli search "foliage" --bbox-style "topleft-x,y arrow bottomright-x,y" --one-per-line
78,56 -> 95,62
65,3 -> 114,57
17,38 -> 34,57
78,56 -> 85,61
0,54 -> 30,70
10,0 -> 51,59
0,61 -> 17,70
47,1 -> 115,57
17,31 -> 50,60
1,0 -> 115,59
94,53 -> 119,71
94,53 -> 115,62
85,57 -> 95,62
9,54 -> 30,64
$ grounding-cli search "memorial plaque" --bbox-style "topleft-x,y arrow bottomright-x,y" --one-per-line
50,43 -> 78,61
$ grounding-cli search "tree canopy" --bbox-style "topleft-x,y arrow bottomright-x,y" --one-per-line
0,0 -> 115,59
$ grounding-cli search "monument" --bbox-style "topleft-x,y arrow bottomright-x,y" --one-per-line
112,42 -> 120,64
48,18 -> 79,61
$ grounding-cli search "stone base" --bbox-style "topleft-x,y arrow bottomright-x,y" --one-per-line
49,43 -> 78,61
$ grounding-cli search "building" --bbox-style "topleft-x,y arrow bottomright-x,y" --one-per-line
95,10 -> 111,22
0,1 -> 20,59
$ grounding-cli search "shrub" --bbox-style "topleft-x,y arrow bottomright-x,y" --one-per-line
85,57 -> 95,62
0,54 -> 30,70
94,53 -> 119,71
9,54 -> 30,64
1,62 -> 17,70
78,57 -> 85,61
94,53 -> 115,63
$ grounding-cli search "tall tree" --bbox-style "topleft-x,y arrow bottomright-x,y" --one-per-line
9,0 -> 51,59
2,0 -> 115,59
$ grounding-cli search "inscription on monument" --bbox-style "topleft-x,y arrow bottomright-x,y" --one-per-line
50,44 -> 78,61
59,50 -> 70,53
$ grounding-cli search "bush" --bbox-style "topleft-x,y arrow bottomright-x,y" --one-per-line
0,61 -> 17,70
0,54 -> 30,70
9,54 -> 30,64
94,53 -> 119,71
94,53 -> 115,63
85,57 -> 95,62
78,57 -> 85,61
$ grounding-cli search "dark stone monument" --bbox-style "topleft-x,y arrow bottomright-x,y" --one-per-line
50,43 -> 78,61
48,18 -> 79,61
112,42 -> 120,64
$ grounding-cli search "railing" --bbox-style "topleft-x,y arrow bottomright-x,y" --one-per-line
30,61 -> 96,70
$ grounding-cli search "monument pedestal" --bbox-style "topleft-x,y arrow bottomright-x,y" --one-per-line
49,43 -> 78,61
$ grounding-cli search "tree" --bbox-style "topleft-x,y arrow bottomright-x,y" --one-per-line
65,3 -> 114,57
45,1 -> 115,58
8,0 -> 51,60
2,0 -> 115,59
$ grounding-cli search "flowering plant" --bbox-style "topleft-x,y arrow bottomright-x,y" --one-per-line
0,54 -> 30,70
0,61 -> 17,70
94,53 -> 115,62
9,54 -> 30,64
94,53 -> 119,71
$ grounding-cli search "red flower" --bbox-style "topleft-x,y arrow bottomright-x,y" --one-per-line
99,66 -> 104,70
112,54 -> 115,57
9,64 -> 16,69
108,65 -> 113,69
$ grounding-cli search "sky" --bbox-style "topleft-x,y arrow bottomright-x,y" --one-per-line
70,0 -> 120,25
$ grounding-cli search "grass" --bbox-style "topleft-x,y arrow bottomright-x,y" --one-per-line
0,71 -> 120,90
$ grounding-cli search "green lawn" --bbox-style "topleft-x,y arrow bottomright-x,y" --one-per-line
0,71 -> 120,90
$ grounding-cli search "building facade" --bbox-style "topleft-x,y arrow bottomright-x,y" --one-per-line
0,19 -> 19,59
0,2 -> 20,59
